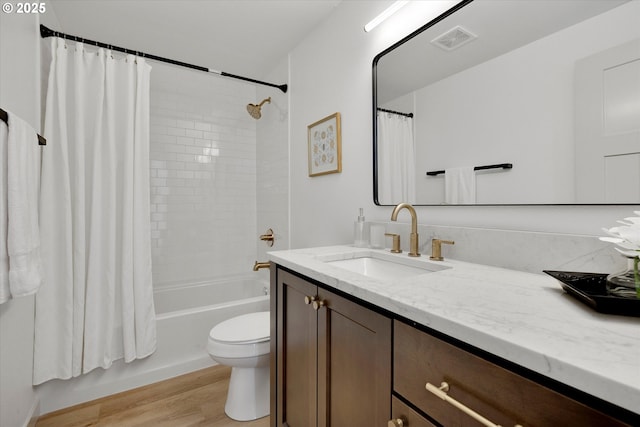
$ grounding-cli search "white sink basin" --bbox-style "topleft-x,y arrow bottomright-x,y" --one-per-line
323,252 -> 450,280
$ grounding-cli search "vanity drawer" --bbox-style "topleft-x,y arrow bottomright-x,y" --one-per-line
391,396 -> 437,427
394,321 -> 628,427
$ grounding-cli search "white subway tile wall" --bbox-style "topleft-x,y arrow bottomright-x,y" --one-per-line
256,87 -> 290,269
149,65 -> 258,287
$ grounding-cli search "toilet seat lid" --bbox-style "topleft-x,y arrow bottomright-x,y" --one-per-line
209,311 -> 270,344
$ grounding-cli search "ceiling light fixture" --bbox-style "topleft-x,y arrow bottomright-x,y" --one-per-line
364,1 -> 410,32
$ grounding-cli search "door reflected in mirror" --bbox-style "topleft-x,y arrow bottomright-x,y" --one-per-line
373,0 -> 640,206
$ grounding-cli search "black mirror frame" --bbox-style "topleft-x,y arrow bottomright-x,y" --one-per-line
372,0 -> 474,206
371,0 -> 637,207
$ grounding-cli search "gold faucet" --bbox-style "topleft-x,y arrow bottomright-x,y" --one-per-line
390,203 -> 420,257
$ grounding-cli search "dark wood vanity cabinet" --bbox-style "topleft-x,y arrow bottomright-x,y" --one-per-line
271,265 -> 634,427
272,267 -> 392,427
393,321 -> 629,427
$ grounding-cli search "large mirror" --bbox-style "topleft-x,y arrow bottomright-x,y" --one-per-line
373,0 -> 640,205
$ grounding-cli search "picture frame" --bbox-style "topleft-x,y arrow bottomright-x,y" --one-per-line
308,112 -> 342,177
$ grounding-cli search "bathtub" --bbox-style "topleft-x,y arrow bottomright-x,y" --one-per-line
37,275 -> 270,414
153,276 -> 270,372
154,276 -> 269,315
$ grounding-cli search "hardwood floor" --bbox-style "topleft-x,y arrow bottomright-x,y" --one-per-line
36,365 -> 270,427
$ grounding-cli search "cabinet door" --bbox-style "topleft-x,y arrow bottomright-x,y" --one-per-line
317,289 -> 392,427
276,270 -> 319,427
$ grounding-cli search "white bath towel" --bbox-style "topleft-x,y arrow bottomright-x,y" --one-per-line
445,166 -> 476,204
0,110 -> 43,304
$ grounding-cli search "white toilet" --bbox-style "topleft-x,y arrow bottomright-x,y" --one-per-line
207,311 -> 270,421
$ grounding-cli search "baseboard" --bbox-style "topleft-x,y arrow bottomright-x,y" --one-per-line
37,356 -> 216,415
24,397 -> 39,427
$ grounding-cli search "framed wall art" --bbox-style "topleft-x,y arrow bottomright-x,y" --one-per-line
308,112 -> 341,177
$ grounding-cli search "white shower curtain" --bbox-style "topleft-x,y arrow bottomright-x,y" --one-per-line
377,112 -> 416,204
34,38 -> 156,385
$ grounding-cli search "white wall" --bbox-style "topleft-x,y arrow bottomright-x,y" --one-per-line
256,61 -> 290,279
148,60 -> 291,287
0,8 -> 41,427
148,60 -> 290,287
288,0 -> 638,251
149,63 -> 258,286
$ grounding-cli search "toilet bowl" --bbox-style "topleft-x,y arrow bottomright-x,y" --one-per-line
207,311 -> 270,421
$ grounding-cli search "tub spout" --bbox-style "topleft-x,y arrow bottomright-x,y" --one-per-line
253,261 -> 271,271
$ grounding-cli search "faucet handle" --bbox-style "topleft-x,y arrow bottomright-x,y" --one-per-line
385,233 -> 402,253
430,239 -> 454,261
259,228 -> 275,247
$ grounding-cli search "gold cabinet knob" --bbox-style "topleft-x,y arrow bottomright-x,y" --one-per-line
304,295 -> 318,305
388,418 -> 405,427
312,300 -> 326,310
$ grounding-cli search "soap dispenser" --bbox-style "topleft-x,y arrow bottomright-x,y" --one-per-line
354,208 -> 367,247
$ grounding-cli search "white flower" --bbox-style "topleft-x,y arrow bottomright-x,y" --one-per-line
600,211 -> 640,258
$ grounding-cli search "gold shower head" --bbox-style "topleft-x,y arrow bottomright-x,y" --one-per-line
247,97 -> 271,119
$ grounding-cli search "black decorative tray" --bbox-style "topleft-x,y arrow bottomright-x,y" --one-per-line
543,270 -> 640,317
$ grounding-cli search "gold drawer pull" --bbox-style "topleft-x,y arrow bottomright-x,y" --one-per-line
426,382 -> 523,427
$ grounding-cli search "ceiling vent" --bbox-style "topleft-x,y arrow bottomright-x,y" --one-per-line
431,26 -> 477,51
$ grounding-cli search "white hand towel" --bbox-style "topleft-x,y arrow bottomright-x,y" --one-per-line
445,166 -> 476,204
1,110 -> 43,302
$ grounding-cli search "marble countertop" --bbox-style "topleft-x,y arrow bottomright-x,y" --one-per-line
268,245 -> 640,415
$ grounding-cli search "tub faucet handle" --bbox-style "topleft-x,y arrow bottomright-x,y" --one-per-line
253,261 -> 271,271
259,228 -> 275,247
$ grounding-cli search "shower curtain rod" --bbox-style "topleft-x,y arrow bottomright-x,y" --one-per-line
40,25 -> 288,93
0,108 -> 47,145
377,107 -> 413,118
